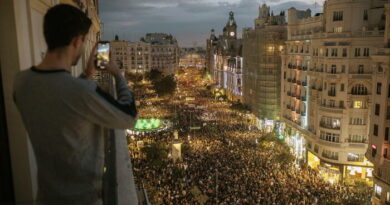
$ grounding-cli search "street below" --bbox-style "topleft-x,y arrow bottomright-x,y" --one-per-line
128,69 -> 371,205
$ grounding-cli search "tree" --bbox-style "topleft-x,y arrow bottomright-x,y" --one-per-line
152,75 -> 177,96
147,69 -> 163,81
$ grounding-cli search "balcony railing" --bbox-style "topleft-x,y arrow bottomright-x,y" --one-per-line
328,91 -> 336,97
319,122 -> 340,130
345,139 -> 368,144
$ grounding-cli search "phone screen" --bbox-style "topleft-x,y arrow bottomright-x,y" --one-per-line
97,41 -> 110,69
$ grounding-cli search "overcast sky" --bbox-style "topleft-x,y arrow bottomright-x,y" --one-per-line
100,0 -> 325,47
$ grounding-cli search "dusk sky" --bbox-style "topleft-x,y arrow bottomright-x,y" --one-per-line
100,0 -> 325,47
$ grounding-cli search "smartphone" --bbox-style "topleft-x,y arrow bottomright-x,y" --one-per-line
96,41 -> 110,70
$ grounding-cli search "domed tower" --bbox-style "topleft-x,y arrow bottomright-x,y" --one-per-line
223,11 -> 237,39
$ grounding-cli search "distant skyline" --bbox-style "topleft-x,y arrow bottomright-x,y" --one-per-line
100,0 -> 325,47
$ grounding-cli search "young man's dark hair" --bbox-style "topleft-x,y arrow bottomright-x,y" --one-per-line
44,4 -> 92,50
13,3 -> 137,205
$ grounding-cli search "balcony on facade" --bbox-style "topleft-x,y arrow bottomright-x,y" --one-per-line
319,121 -> 341,130
321,151 -> 339,161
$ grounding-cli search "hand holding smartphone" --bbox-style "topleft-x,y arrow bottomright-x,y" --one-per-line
96,41 -> 110,70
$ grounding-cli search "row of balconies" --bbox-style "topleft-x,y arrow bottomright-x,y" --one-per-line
285,105 -> 306,116
286,78 -> 308,87
286,92 -> 307,101
287,64 -> 308,71
283,114 -> 302,126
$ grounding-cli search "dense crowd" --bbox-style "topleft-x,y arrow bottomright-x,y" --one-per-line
129,69 -> 372,205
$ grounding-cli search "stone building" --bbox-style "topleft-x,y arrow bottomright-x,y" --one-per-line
281,0 -> 388,185
242,4 -> 287,129
111,33 -> 179,75
206,12 -> 243,102
142,33 -> 180,75
368,3 -> 390,204
111,35 -> 151,74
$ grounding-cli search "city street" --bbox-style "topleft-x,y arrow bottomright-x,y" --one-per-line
128,69 -> 371,205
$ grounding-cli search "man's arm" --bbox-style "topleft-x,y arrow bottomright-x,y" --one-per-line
75,79 -> 137,129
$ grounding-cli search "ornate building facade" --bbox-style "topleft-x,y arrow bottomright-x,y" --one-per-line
111,33 -> 180,75
368,3 -> 390,204
281,0 -> 388,185
206,12 -> 243,102
243,4 -> 287,129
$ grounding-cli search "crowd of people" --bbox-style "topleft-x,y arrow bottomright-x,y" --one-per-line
129,69 -> 372,205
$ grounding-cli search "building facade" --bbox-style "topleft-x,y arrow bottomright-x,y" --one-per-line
111,35 -> 152,74
282,0 -> 388,185
206,12 -> 243,102
243,4 -> 287,129
368,3 -> 390,204
111,33 -> 179,75
142,33 -> 180,75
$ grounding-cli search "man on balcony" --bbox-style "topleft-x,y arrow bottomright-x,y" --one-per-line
12,4 -> 137,205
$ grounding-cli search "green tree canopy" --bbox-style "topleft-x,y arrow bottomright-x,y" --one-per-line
152,75 -> 177,96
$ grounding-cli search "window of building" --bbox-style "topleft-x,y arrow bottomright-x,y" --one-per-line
364,10 -> 368,21
340,101 -> 344,108
329,100 -> 335,107
333,11 -> 343,21
355,48 -> 361,57
350,118 -> 364,125
351,84 -> 368,95
374,124 -> 379,136
329,83 -> 336,96
330,65 -> 337,74
322,149 -> 339,160
320,131 -> 340,143
358,65 -> 364,74
347,153 -> 364,162
340,84 -> 344,91
342,48 -> 347,57
349,134 -> 367,143
375,184 -> 382,199
363,48 -> 370,57
333,27 -> 343,33
388,84 -> 390,98
331,48 -> 338,57
314,145 -> 319,153
353,101 -> 363,109
377,83 -> 382,95
377,63 -> 383,73
325,48 -> 329,57
375,104 -> 380,116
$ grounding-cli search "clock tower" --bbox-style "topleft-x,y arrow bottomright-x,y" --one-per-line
223,11 -> 237,39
